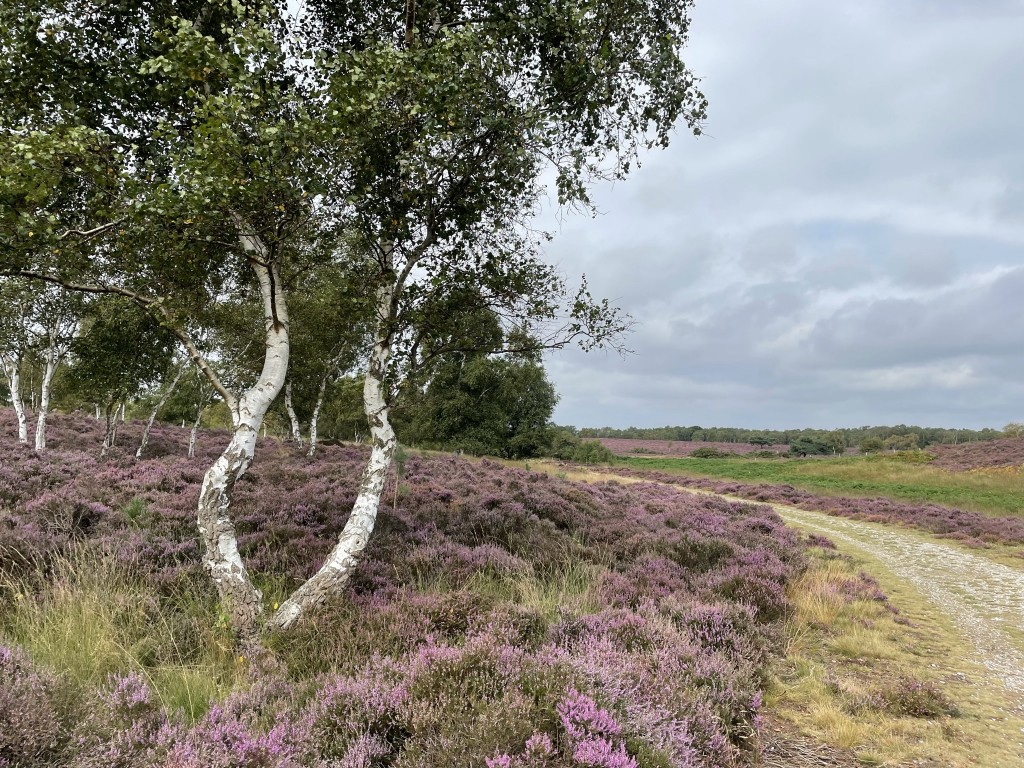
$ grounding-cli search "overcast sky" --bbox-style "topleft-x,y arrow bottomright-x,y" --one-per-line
540,0 -> 1024,431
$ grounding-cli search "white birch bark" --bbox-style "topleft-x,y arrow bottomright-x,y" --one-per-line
188,405 -> 203,459
306,375 -> 328,459
269,261 -> 397,631
284,380 -> 304,447
1,353 -> 28,443
136,365 -> 186,459
95,404 -> 101,420
33,347 -> 59,451
101,403 -> 117,457
195,224 -> 289,640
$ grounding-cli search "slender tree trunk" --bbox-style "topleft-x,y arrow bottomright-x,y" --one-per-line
101,403 -> 117,457
136,365 -> 186,459
284,380 -> 304,447
195,235 -> 289,642
188,404 -> 203,459
1,353 -> 28,443
306,376 -> 328,459
117,401 -> 126,423
95,404 -> 101,420
34,347 -> 59,451
269,272 -> 397,631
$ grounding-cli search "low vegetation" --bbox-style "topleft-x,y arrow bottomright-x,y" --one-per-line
770,543 -> 1024,767
613,453 -> 1024,522
2,413 -> 804,767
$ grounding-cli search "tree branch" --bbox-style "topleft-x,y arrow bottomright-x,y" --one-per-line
56,217 -> 127,242
0,268 -> 238,410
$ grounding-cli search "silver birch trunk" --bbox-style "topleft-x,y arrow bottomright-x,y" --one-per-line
95,404 -> 101,420
269,274 -> 397,631
1,354 -> 28,443
33,347 -> 59,451
306,376 -> 328,459
284,381 -> 304,447
195,230 -> 289,641
188,405 -> 203,459
101,404 -> 117,457
136,365 -> 186,459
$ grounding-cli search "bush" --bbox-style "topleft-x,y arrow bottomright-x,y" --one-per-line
688,447 -> 733,459
0,645 -> 66,766
871,676 -> 959,719
889,450 -> 937,464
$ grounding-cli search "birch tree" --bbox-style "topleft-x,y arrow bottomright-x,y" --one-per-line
0,278 -> 34,443
28,283 -> 81,450
284,266 -> 371,457
136,359 -> 187,459
2,0 -> 706,639
266,0 -> 706,629
65,297 -> 177,455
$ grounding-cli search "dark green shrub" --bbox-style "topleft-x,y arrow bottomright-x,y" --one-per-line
689,447 -> 733,459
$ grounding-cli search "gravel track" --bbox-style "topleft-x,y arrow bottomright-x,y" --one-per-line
686,487 -> 1024,705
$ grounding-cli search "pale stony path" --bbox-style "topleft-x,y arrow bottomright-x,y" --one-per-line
686,486 -> 1024,704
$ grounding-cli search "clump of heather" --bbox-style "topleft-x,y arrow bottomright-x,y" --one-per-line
0,411 -> 808,766
0,645 -> 65,766
868,676 -> 959,719
928,437 -> 1024,472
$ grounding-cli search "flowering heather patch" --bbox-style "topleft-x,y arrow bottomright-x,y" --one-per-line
0,411 -> 806,767
597,439 -> 787,458
927,437 -> 1024,472
598,465 -> 1024,549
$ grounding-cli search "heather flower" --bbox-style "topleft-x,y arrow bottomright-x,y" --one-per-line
0,645 -> 65,766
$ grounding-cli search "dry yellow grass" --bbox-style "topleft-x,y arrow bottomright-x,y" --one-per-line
770,549 -> 1024,767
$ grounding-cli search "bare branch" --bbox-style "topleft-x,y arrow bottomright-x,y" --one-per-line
56,217 -> 127,242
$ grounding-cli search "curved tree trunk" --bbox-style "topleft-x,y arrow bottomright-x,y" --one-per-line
1,353 -> 28,443
306,375 -> 328,459
34,347 -> 60,451
137,364 -> 186,459
269,273 -> 396,631
284,380 -> 304,447
195,232 -> 289,643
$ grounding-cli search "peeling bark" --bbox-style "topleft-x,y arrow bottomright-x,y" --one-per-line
269,266 -> 396,631
137,365 -> 186,459
284,381 -> 304,447
195,227 -> 289,642
1,353 -> 28,443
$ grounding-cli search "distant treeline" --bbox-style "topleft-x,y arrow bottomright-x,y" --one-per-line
569,424 -> 1005,448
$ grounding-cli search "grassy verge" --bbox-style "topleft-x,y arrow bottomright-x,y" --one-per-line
0,552 -> 242,722
771,546 -> 1024,767
616,455 -> 1024,517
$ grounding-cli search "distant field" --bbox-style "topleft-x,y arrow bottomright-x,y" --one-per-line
616,454 -> 1024,518
598,437 -> 789,456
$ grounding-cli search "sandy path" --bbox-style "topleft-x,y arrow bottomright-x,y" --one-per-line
684,486 -> 1024,704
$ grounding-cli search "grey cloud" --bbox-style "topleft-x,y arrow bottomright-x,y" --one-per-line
540,0 -> 1024,429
